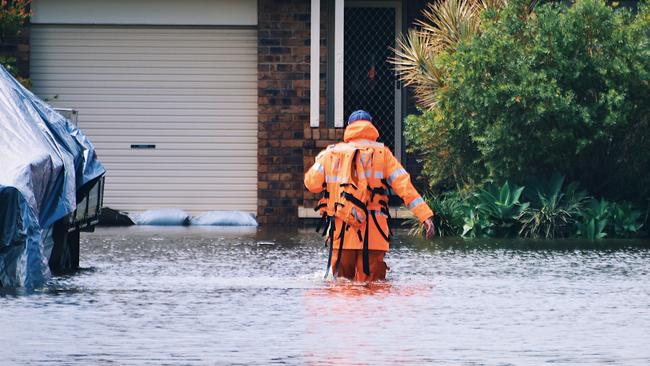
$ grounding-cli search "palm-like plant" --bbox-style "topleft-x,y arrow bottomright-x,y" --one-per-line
469,181 -> 528,237
393,29 -> 447,110
519,174 -> 588,239
391,0 -> 497,109
391,0 -> 537,110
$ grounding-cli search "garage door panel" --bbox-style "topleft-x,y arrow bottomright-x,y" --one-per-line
31,66 -> 258,77
32,29 -> 256,40
98,156 -> 257,165
43,95 -> 258,105
31,52 -> 254,62
80,121 -> 257,129
107,183 -> 258,191
105,196 -> 258,205
96,148 -> 257,157
31,39 -> 257,48
42,102 -> 256,112
31,73 -> 256,83
88,129 -> 257,138
32,80 -> 258,90
32,60 -> 257,70
91,135 -> 257,144
108,176 -> 257,184
104,164 -> 257,172
31,25 -> 258,214
35,87 -> 257,97
64,108 -> 256,117
108,170 -> 258,178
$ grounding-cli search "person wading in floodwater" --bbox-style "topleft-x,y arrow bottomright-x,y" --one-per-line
304,110 -> 435,282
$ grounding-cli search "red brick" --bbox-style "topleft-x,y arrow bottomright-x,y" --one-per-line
258,0 -> 330,225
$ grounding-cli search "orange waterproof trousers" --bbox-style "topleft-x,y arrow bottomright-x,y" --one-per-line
330,249 -> 388,282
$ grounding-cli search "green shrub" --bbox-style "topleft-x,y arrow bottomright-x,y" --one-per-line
609,201 -> 644,237
468,181 -> 528,237
461,208 -> 495,238
404,0 -> 650,204
576,198 -> 611,239
407,192 -> 467,237
0,0 -> 31,42
408,175 -> 645,239
519,174 -> 587,239
575,198 -> 645,239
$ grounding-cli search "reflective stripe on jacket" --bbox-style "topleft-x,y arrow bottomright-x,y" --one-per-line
304,120 -> 434,251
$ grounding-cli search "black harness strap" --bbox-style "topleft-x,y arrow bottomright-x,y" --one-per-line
362,218 -> 370,276
315,212 -> 327,235
315,182 -> 330,235
324,218 -> 336,279
371,210 -> 390,242
314,203 -> 327,212
368,186 -> 387,203
341,192 -> 368,212
333,223 -> 346,277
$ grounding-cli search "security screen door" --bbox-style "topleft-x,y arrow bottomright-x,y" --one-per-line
344,2 -> 402,158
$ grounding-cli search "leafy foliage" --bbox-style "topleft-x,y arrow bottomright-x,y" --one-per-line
0,0 -> 31,42
408,175 -> 645,239
403,0 -> 650,204
0,56 -> 30,88
576,198 -> 611,239
390,0 -> 532,109
407,191 -> 467,237
609,202 -> 644,238
465,182 -> 528,237
518,174 -> 587,239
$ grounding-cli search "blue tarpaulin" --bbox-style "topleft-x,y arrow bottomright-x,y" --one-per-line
0,66 -> 105,288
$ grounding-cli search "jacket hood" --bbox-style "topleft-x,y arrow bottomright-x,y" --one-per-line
343,120 -> 379,142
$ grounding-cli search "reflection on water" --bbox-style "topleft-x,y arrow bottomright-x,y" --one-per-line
1,226 -> 649,365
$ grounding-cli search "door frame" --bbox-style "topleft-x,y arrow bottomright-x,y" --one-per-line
327,0 -> 404,160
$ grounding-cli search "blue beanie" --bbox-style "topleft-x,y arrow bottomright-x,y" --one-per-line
347,110 -> 373,125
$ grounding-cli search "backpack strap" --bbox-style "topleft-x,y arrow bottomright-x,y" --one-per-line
378,200 -> 394,238
368,186 -> 387,203
324,217 -> 336,279
370,210 -> 390,242
341,191 -> 368,213
315,212 -> 327,235
362,218 -> 370,276
333,223 -> 346,277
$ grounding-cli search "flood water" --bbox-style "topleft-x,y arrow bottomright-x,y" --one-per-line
1,227 -> 649,365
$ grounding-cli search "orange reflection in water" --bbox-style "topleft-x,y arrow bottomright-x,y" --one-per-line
300,279 -> 435,365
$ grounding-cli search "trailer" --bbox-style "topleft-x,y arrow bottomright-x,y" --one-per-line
0,67 -> 105,287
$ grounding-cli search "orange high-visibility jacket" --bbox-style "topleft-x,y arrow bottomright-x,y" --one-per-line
304,120 -> 434,251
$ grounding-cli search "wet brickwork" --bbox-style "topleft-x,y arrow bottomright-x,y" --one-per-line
257,0 -> 342,224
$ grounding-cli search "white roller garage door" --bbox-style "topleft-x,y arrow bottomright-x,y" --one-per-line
31,26 -> 258,214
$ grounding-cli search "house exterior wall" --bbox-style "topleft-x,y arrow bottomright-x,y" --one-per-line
257,0 -> 343,225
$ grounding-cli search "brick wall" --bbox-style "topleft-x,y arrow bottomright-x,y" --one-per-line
257,0 -> 342,225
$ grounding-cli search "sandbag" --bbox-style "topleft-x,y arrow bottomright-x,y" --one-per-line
131,209 -> 191,226
190,211 -> 258,227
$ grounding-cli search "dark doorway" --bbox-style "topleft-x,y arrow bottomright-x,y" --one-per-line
344,3 -> 401,155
